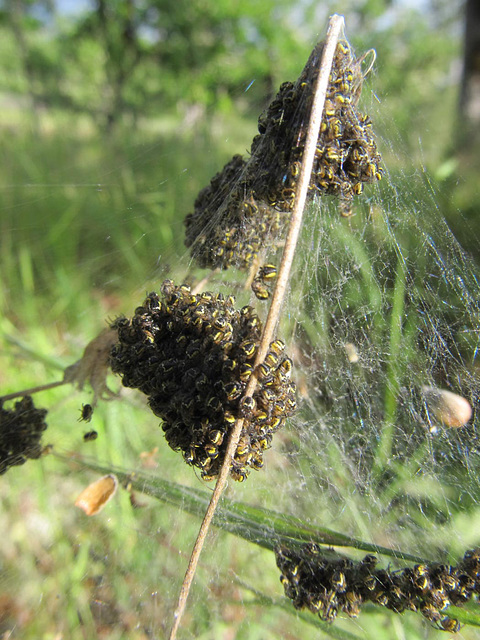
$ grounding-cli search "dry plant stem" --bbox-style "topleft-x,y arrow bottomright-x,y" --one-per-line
244,250 -> 264,291
191,268 -> 220,295
258,17 -> 344,362
0,380 -> 66,402
168,15 -> 344,640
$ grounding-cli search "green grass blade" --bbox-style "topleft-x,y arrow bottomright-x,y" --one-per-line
236,578 -> 365,640
60,454 -> 426,563
373,253 -> 407,477
445,604 -> 480,627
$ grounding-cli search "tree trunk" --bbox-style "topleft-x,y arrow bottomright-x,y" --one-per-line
459,0 -> 480,147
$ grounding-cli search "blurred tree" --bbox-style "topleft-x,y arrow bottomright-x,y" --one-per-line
63,0 -> 148,130
3,0 -> 57,110
0,0 -> 464,144
459,0 -> 480,147
440,0 -> 480,266
0,0 -> 310,128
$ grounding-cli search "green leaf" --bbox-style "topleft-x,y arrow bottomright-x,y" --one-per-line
236,578 -> 365,640
445,604 -> 480,627
61,454 -> 426,563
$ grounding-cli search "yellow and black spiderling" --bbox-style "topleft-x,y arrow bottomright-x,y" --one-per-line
185,41 -> 382,271
110,280 -> 296,481
252,264 -> 278,300
275,544 -> 480,630
0,396 -> 48,475
79,403 -> 94,422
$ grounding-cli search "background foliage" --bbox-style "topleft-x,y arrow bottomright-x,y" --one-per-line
1,1 -> 480,638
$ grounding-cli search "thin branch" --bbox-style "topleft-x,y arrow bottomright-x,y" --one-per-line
244,250 -> 264,291
190,267 -> 219,295
0,380 -> 66,402
168,14 -> 345,640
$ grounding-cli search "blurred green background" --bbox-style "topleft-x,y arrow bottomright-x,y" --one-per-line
1,1 -> 480,638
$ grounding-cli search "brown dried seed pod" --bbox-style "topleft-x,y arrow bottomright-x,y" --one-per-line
110,281 -> 296,482
422,386 -> 472,429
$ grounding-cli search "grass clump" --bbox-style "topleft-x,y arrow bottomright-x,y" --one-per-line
2,22 -> 480,640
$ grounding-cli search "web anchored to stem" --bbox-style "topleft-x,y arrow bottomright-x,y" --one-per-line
4,8 -> 479,639
167,13 -> 346,640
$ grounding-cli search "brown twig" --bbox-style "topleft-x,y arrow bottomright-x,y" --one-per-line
167,14 -> 345,640
0,380 -> 67,402
190,267 -> 220,295
244,250 -> 264,292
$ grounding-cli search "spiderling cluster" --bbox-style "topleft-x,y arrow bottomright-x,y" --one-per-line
110,280 -> 296,481
184,41 -> 382,270
0,396 -> 48,475
276,544 -> 480,632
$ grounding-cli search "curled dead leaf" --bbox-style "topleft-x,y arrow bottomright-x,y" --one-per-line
63,328 -> 118,403
75,474 -> 118,516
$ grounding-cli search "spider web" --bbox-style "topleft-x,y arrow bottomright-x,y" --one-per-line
1,24 -> 480,640
286,166 -> 480,552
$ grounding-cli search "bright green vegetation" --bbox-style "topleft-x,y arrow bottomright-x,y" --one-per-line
2,2 -> 480,639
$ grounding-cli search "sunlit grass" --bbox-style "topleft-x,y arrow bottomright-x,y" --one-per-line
2,104 -> 480,639
0,110 -> 303,639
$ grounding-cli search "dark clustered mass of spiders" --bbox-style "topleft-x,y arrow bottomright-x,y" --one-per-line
110,280 -> 296,481
275,543 -> 480,632
184,41 -> 383,271
0,396 -> 48,475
